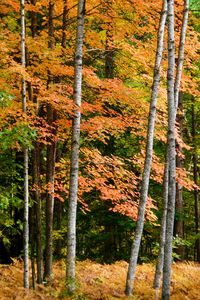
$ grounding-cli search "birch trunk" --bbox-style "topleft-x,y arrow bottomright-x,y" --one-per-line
20,0 -> 29,289
154,0 -> 189,292
153,155 -> 168,294
174,0 -> 189,110
161,1 -> 176,299
125,1 -> 167,295
66,0 -> 85,293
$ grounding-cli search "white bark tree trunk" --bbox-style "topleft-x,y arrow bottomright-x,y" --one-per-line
174,0 -> 189,110
162,1 -> 176,299
154,0 -> 189,290
66,0 -> 85,293
154,0 -> 189,293
125,1 -> 167,296
153,156 -> 168,295
20,0 -> 29,289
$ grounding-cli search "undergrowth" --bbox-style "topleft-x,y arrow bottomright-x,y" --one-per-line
0,260 -> 199,299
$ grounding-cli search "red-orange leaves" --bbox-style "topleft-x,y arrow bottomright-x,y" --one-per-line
78,148 -> 157,221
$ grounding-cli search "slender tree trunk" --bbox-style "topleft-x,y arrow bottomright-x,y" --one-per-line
20,0 -> 29,289
44,127 -> 56,281
51,0 -> 68,260
174,0 -> 189,110
192,102 -> 200,262
105,23 -> 114,79
161,1 -> 176,299
104,0 -> 114,79
30,206 -> 36,289
125,1 -> 167,295
174,93 -> 184,259
54,200 -> 63,258
48,1 -> 54,50
23,148 -> 29,289
44,1 -> 56,281
28,1 -> 43,282
62,0 -> 68,49
173,0 -> 190,261
153,155 -> 168,295
44,104 -> 56,281
154,0 -> 189,292
66,0 -> 85,293
33,143 -> 43,283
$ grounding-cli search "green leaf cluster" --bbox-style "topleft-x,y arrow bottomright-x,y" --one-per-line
0,124 -> 37,151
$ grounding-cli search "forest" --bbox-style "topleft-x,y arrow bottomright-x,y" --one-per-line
0,0 -> 200,299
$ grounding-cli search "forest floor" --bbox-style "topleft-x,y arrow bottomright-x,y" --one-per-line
0,259 -> 199,300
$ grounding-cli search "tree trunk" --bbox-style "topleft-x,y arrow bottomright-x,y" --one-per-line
154,0 -> 189,293
162,1 -> 176,299
174,0 -> 189,110
23,150 -> 29,289
31,0 -> 37,38
30,205 -> 36,289
54,200 -> 63,258
20,0 -> 29,289
28,0 -> 43,282
66,0 -> 85,293
192,102 -> 200,262
174,93 -> 184,259
153,155 -> 168,295
62,0 -> 68,49
125,0 -> 167,295
105,23 -> 114,79
33,143 -> 43,284
44,105 -> 56,281
44,1 -> 56,282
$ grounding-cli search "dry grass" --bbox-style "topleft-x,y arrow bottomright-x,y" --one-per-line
0,260 -> 199,299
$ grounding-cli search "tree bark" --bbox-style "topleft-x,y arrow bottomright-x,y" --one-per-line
62,0 -> 68,49
44,105 -> 56,281
31,0 -> 37,38
162,1 -> 176,299
30,206 -> 36,289
153,155 -> 168,294
33,143 -> 43,283
44,1 -> 56,282
192,102 -> 200,262
28,0 -> 43,282
125,0 -> 167,295
154,0 -> 189,293
174,0 -> 189,260
54,200 -> 63,258
174,0 -> 189,110
20,0 -> 29,289
174,93 -> 184,259
66,0 -> 85,294
105,23 -> 114,79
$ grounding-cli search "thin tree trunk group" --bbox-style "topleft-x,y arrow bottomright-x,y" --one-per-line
126,0 -> 189,298
20,0 -> 86,292
20,0 -> 192,298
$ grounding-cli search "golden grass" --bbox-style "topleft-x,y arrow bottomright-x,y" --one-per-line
0,260 -> 199,299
